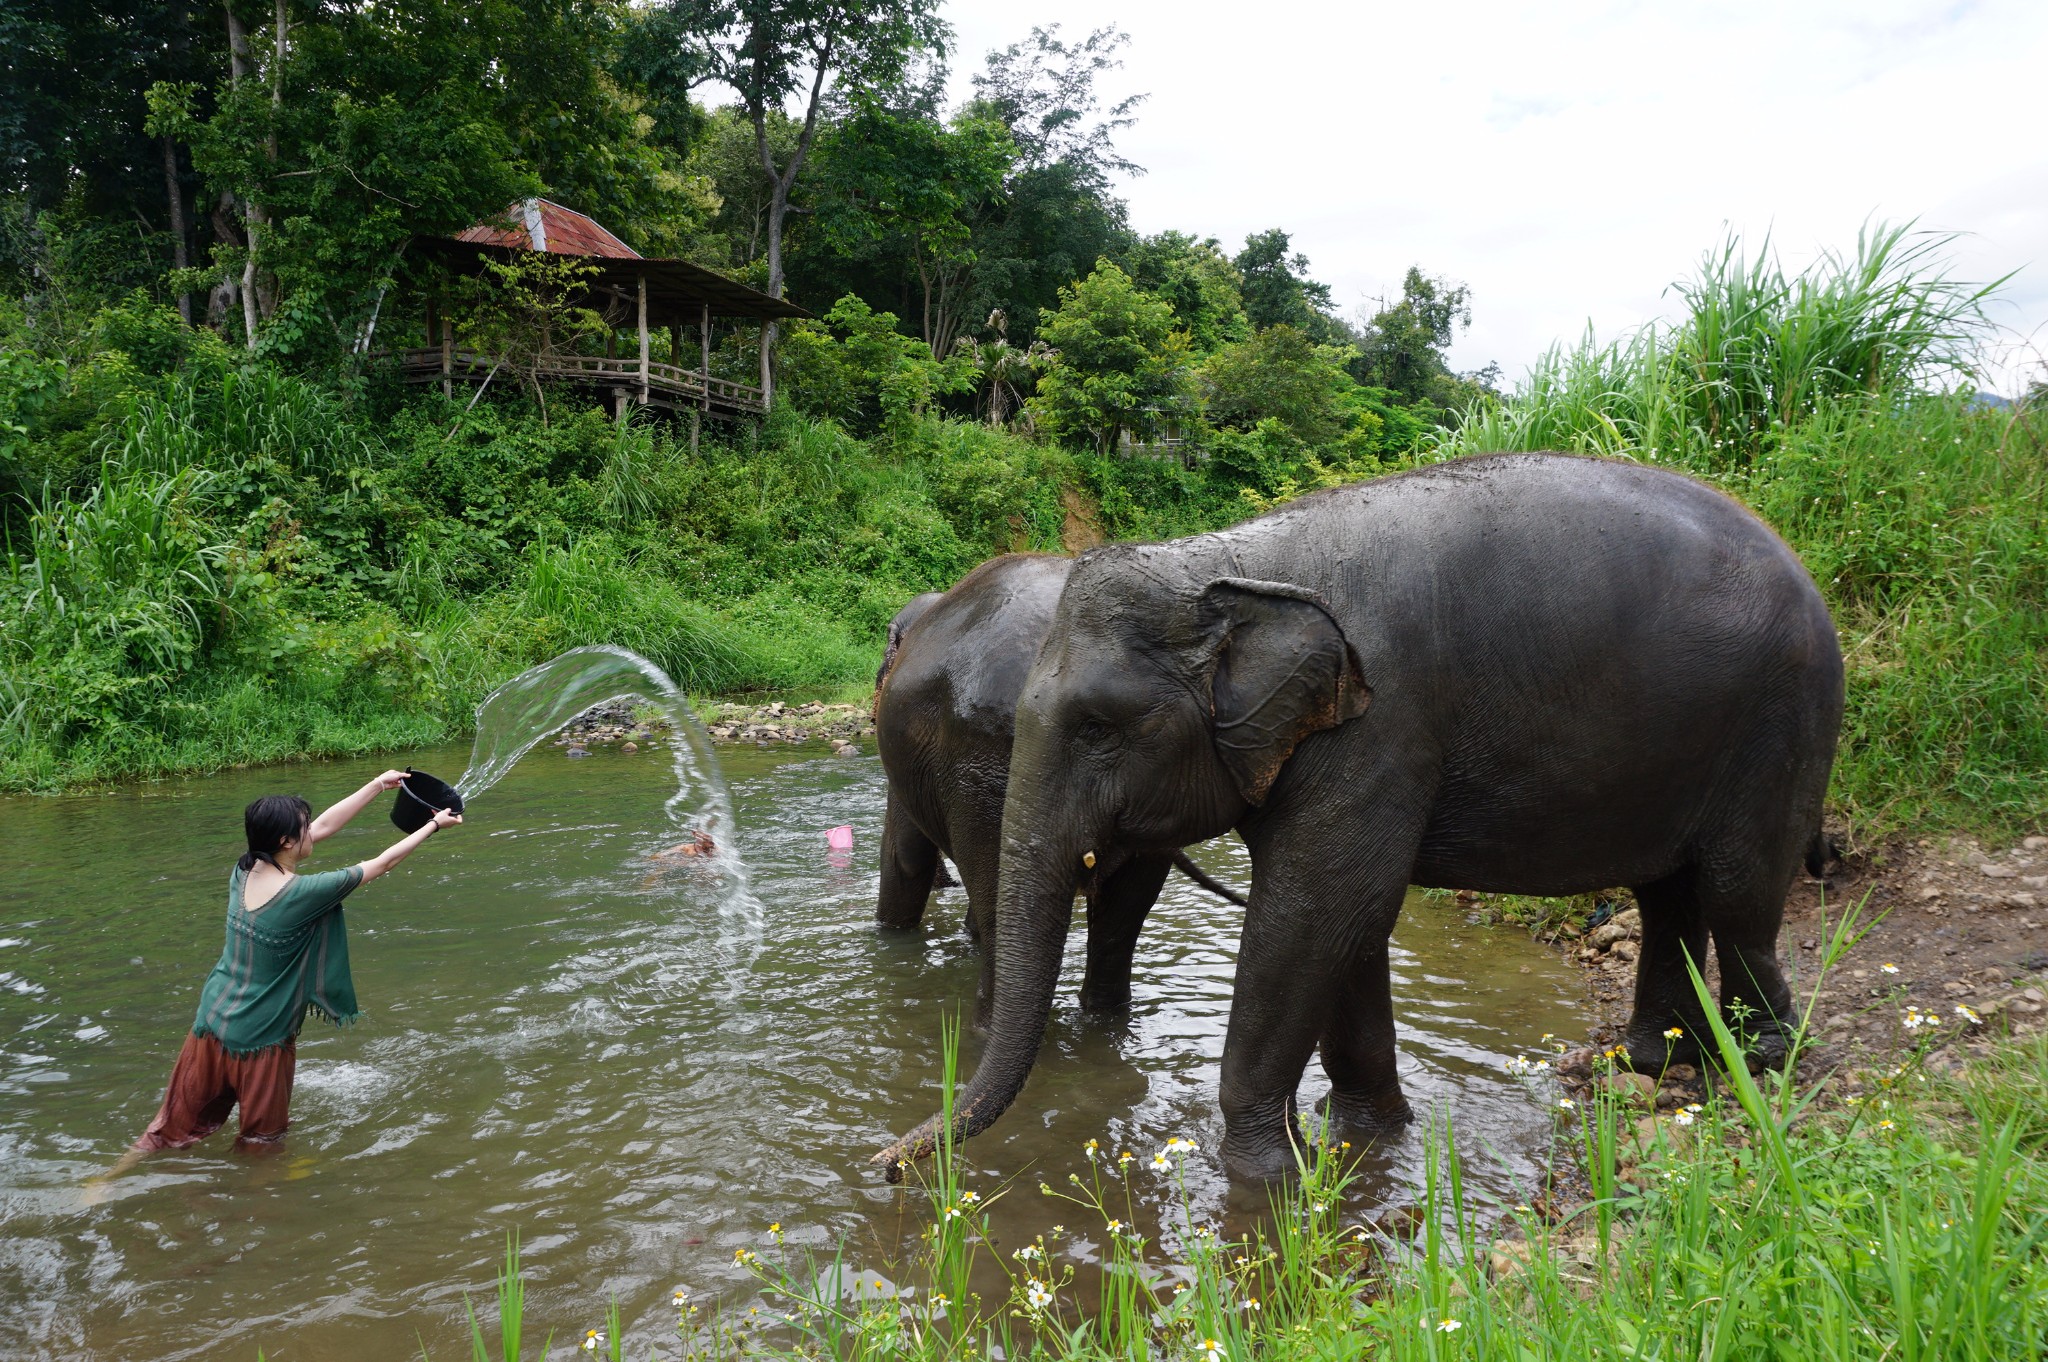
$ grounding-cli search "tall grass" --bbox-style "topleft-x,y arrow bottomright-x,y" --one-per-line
1440,223 -> 2045,836
1452,222 -> 2004,464
0,464 -> 231,739
99,366 -> 381,481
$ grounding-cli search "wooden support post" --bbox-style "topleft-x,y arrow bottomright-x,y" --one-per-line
671,323 -> 682,366
700,304 -> 711,412
759,321 -> 773,411
438,305 -> 452,400
637,273 -> 650,404
691,408 -> 700,456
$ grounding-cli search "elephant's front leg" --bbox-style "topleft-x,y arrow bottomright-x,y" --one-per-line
1314,941 -> 1415,1145
876,796 -> 943,929
1078,853 -> 1172,1013
1219,810 -> 1420,1181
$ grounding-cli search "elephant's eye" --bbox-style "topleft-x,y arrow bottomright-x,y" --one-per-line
1076,717 -> 1116,745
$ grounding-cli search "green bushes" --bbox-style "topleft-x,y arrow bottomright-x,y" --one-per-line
4,229 -> 2043,837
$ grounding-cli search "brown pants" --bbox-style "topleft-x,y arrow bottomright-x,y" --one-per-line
134,1031 -> 297,1151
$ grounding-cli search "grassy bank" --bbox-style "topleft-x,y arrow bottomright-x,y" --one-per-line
439,964 -> 2048,1362
5,230 -> 2044,839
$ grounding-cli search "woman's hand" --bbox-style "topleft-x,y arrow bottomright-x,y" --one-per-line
375,769 -> 410,791
360,806 -> 462,882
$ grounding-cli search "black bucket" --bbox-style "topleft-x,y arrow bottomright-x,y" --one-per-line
391,767 -> 464,833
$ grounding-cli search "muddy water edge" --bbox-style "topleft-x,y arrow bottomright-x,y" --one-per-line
0,739 -> 1589,1362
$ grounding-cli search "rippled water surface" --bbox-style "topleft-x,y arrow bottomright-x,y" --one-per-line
1,741 -> 1587,1360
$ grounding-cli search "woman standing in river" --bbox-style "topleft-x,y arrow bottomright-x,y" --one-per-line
123,771 -> 462,1157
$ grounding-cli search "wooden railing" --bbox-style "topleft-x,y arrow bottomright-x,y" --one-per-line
392,347 -> 766,415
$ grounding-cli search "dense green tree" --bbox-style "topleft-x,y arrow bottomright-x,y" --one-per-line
807,97 -> 1015,356
1121,231 -> 1247,353
663,0 -> 949,313
780,293 -> 974,438
1027,259 -> 1189,454
942,159 -> 1127,350
1352,265 -> 1490,410
682,105 -> 801,281
0,1 -> 220,320
1235,227 -> 1338,337
1200,324 -> 1344,445
969,24 -> 1143,186
946,24 -> 1141,349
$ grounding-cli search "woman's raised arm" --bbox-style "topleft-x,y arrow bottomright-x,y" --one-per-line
357,807 -> 463,882
308,770 -> 409,843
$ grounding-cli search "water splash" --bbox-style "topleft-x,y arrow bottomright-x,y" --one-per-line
455,645 -> 759,935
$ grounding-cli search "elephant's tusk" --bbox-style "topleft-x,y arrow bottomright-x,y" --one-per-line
1082,850 -> 1096,868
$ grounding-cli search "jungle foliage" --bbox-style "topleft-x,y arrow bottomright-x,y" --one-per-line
2,6 -> 2040,844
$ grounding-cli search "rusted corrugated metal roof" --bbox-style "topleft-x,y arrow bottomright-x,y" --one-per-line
453,199 -> 642,260
428,199 -> 805,321
417,239 -> 809,322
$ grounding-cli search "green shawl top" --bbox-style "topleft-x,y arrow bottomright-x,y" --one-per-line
191,863 -> 365,1056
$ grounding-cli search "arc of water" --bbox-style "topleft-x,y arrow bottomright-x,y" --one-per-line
456,645 -> 762,942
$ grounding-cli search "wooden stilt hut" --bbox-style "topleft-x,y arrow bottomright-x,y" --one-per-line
403,198 -> 807,421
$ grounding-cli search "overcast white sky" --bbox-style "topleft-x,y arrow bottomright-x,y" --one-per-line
929,0 -> 2048,394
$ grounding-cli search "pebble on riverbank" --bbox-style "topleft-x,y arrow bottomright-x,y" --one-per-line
554,698 -> 877,751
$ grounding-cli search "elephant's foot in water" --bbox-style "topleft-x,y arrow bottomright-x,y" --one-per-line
1217,1090 -> 1410,1182
1313,1087 -> 1414,1149
1075,971 -> 1133,1015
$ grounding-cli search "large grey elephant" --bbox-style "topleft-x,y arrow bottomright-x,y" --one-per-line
872,554 -> 1244,1017
879,453 -> 1843,1180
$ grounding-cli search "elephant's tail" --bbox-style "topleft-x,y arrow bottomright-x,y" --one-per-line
1172,851 -> 1248,907
1804,827 -> 1835,879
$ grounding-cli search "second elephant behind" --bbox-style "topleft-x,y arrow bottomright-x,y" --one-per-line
872,554 -> 1243,1016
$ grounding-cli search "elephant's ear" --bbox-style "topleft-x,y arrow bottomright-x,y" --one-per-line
875,591 -> 944,696
1197,577 -> 1372,806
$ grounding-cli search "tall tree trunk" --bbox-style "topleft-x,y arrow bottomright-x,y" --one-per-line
208,190 -> 242,329
161,135 -> 191,324
262,0 -> 284,320
747,20 -> 837,410
226,4 -> 261,347
916,253 -> 934,355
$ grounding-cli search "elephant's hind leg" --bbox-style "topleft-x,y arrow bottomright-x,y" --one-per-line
1623,869 -> 1713,1069
1703,855 -> 1799,1069
1624,855 -> 1798,1073
1315,939 -> 1416,1146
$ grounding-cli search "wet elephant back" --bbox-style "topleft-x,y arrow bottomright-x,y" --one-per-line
1209,455 -> 1841,891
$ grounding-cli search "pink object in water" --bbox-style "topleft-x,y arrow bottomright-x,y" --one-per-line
826,825 -> 855,850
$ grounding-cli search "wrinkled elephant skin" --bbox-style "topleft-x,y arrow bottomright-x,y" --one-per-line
879,454 -> 1844,1182
873,555 -> 1239,1020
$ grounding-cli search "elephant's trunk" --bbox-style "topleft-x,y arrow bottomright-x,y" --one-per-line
873,809 -> 1080,1181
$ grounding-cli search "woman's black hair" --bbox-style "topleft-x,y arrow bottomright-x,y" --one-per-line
239,795 -> 313,871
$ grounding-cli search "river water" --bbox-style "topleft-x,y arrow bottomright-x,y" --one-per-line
0,739 -> 1587,1361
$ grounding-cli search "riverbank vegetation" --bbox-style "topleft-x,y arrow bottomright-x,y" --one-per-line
4,4 -> 2041,841
446,974 -> 2048,1361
